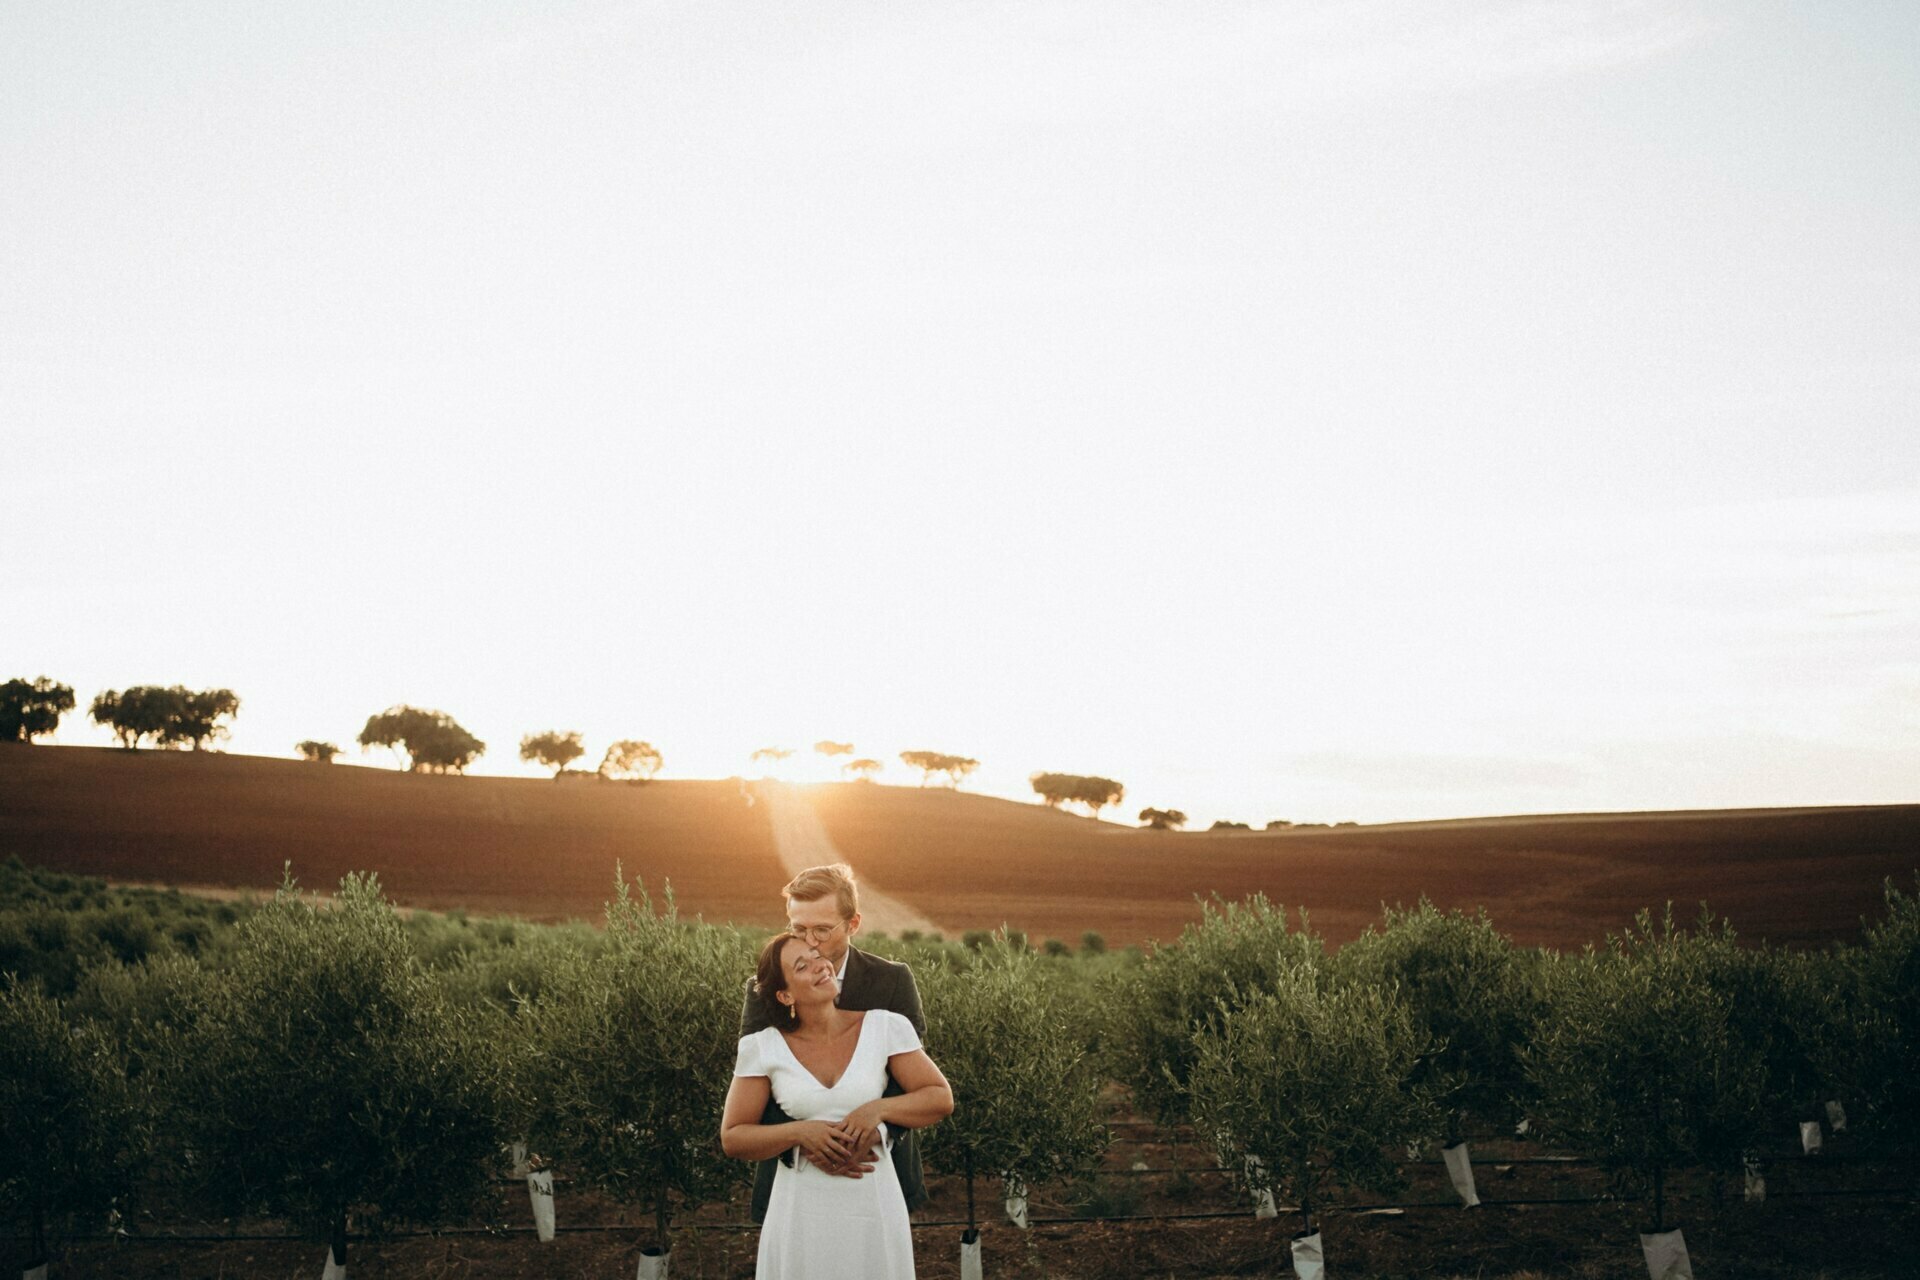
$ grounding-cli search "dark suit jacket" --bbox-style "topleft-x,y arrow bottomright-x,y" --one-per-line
738,945 -> 928,1223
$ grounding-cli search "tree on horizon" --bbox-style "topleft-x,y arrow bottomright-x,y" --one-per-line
520,730 -> 585,777
843,757 -> 882,781
357,706 -> 485,774
296,740 -> 340,763
899,750 -> 979,788
600,739 -> 664,782
1031,772 -> 1126,818
813,740 -> 854,759
0,676 -> 75,743
1139,808 -> 1188,830
89,685 -> 239,751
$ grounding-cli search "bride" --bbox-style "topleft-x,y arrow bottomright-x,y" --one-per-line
722,933 -> 953,1278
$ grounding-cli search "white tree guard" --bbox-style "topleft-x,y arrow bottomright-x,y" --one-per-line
1825,1100 -> 1848,1133
1290,1230 -> 1325,1280
1743,1154 -> 1765,1203
26,1264 -> 49,1280
321,1245 -> 345,1280
1514,1117 -> 1531,1136
1442,1141 -> 1481,1207
527,1169 -> 556,1241
1639,1227 -> 1694,1280
636,1245 -> 670,1279
1800,1120 -> 1823,1155
1003,1174 -> 1029,1229
509,1141 -> 530,1179
1246,1155 -> 1277,1219
960,1228 -> 983,1280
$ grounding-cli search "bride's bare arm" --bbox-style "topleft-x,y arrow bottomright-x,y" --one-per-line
721,1075 -> 858,1166
837,1049 -> 954,1153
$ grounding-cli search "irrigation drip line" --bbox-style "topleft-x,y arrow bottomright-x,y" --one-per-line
39,1183 -> 1915,1248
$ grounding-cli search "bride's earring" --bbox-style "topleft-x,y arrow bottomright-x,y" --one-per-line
788,1000 -> 797,1023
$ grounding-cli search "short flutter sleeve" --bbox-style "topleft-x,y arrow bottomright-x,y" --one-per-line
733,1031 -> 768,1078
880,1009 -> 922,1058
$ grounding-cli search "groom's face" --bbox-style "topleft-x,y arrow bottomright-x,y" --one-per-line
787,894 -> 859,970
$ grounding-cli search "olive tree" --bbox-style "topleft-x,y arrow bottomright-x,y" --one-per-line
0,984 -> 137,1275
1522,908 -> 1768,1233
1334,899 -> 1542,1142
0,677 -> 75,743
1849,875 -> 1920,1156
519,875 -> 750,1265
917,938 -> 1107,1235
176,873 -> 500,1272
1107,895 -> 1323,1125
1189,964 -> 1438,1238
1137,808 -> 1187,830
296,740 -> 340,763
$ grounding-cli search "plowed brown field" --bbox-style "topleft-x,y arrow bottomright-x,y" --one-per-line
807,783 -> 1920,947
3,747 -> 1915,947
0,746 -> 789,928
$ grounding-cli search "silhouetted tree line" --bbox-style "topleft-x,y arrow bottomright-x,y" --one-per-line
7,671 -> 1243,825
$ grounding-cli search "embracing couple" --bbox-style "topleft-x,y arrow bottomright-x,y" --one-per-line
721,864 -> 953,1278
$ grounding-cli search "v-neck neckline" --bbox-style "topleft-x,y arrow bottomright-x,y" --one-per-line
778,1010 -> 870,1091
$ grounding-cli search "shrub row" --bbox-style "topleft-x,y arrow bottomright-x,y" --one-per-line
2,865 -> 1915,1275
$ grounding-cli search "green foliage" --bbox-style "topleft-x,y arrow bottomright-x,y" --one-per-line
1138,808 -> 1187,830
1189,964 -> 1438,1233
0,858 -> 249,997
519,874 -> 752,1246
900,750 -> 980,787
1850,875 -> 1920,1154
1333,899 -> 1543,1139
1080,930 -> 1106,954
1029,772 -> 1126,816
599,738 -> 664,781
295,739 -> 340,763
0,676 -> 75,742
358,705 -> 485,773
1522,908 -> 1769,1231
1108,895 -> 1324,1124
0,983 -> 138,1254
519,729 -> 585,776
918,936 -> 1108,1228
176,873 -> 500,1241
89,685 -> 240,750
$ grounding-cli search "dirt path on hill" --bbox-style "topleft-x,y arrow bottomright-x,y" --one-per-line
757,782 -> 946,938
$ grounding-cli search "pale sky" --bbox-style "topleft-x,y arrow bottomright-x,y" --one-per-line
4,1 -> 1916,825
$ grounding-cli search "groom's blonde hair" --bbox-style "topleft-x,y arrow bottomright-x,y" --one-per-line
783,863 -> 859,920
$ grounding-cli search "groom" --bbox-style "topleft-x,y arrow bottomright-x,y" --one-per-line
738,862 -> 929,1223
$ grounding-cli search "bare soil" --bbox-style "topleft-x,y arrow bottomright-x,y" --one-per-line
809,783 -> 1920,947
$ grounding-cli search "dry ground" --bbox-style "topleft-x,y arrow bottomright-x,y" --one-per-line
4,746 -> 1917,947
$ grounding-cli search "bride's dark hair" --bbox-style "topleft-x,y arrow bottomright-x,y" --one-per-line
753,933 -> 799,1008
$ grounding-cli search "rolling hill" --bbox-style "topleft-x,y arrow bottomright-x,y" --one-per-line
3,745 -> 1915,947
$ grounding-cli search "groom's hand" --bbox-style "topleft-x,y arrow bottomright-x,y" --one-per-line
794,1120 -> 859,1172
817,1124 -> 883,1179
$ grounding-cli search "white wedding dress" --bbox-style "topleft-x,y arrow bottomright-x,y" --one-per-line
734,1009 -> 921,1279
